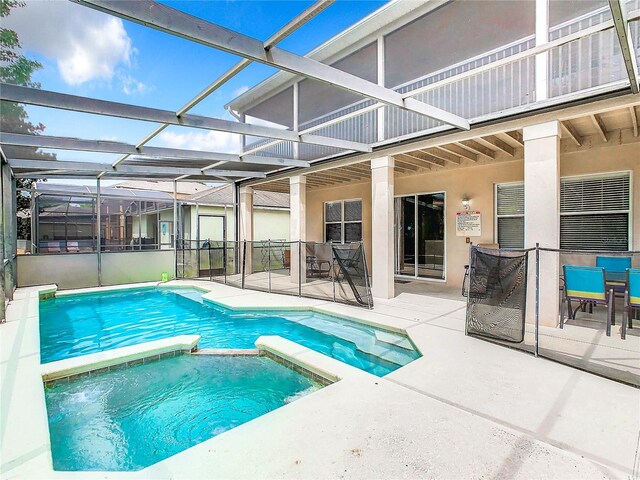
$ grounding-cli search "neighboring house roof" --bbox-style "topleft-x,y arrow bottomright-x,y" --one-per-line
225,0 -> 436,115
114,180 -> 210,197
186,184 -> 289,209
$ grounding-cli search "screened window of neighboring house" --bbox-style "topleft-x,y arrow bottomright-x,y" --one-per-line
560,173 -> 630,251
496,183 -> 525,249
324,200 -> 362,243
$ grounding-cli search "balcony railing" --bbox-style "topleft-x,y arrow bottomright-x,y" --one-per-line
245,5 -> 639,159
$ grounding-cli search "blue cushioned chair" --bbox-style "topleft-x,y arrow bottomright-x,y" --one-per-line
622,268 -> 640,340
561,265 -> 614,336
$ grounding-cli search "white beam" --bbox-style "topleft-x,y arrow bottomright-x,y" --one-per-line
114,1 -> 334,168
6,158 -> 267,178
609,0 -> 640,94
72,0 -> 469,130
0,84 -> 371,153
0,132 -> 310,168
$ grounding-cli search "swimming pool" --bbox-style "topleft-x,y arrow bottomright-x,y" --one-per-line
39,287 -> 419,376
45,354 -> 320,471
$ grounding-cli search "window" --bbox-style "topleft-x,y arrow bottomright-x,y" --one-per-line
324,200 -> 362,243
560,173 -> 630,251
496,183 -> 524,249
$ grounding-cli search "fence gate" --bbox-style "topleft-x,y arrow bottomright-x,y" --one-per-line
465,246 -> 528,343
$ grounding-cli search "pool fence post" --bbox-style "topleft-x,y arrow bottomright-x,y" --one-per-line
208,239 -> 212,282
331,242 -> 336,302
96,178 -> 102,287
535,242 -> 540,357
268,239 -> 272,293
464,242 -> 472,336
361,241 -> 373,309
241,240 -> 246,289
298,240 -> 302,297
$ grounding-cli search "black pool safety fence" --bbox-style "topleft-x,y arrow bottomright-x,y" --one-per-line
463,244 -> 640,386
177,240 -> 373,309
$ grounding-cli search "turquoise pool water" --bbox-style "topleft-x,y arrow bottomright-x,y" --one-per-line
39,287 -> 419,376
45,355 -> 320,471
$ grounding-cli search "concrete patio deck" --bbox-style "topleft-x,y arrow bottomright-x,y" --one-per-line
1,281 -> 639,479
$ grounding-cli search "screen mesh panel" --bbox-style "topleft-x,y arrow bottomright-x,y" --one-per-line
466,246 -> 528,343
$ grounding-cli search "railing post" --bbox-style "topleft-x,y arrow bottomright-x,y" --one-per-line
535,242 -> 540,357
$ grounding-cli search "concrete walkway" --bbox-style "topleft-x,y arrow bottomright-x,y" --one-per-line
2,282 -> 639,479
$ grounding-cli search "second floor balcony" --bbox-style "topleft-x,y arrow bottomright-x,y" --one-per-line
234,0 -> 640,163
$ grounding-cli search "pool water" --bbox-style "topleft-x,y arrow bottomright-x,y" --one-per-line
40,287 -> 419,376
45,355 -> 320,471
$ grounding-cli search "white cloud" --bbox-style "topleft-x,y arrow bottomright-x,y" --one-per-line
4,1 -> 139,88
119,73 -> 150,95
157,130 -> 241,154
232,85 -> 249,97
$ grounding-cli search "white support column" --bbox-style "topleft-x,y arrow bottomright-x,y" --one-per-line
239,186 -> 253,274
377,35 -> 386,142
292,82 -> 299,160
289,175 -> 306,285
535,0 -> 549,101
371,156 -> 394,299
524,121 -> 561,326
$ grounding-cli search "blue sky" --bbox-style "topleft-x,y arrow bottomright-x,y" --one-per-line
4,0 -> 386,183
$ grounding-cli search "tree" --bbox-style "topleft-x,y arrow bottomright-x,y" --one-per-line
0,0 -> 54,239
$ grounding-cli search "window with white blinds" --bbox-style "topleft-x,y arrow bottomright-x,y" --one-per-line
560,173 -> 630,251
496,183 -> 524,249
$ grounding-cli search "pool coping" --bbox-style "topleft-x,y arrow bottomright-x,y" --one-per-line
41,335 -> 201,384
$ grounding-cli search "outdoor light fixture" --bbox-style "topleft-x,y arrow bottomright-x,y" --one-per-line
462,196 -> 470,210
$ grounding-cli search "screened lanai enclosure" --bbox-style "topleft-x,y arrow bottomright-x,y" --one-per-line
1,0 -> 639,321
27,184 -> 175,254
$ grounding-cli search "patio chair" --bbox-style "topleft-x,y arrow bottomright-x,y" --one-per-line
306,243 -> 332,278
622,268 -> 640,340
561,265 -> 614,336
596,256 -> 631,293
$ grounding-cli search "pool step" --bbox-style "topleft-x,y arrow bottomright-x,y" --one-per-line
293,316 -> 417,366
374,330 -> 415,351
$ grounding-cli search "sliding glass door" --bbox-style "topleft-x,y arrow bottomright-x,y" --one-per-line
394,193 -> 445,280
